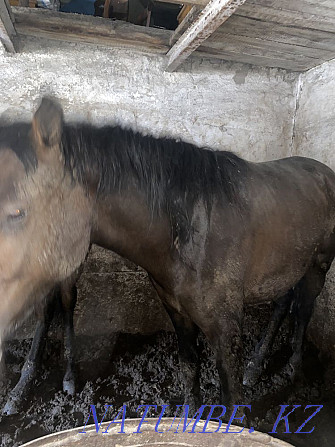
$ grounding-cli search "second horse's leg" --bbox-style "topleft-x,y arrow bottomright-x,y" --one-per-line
287,265 -> 327,381
243,292 -> 293,387
61,274 -> 78,395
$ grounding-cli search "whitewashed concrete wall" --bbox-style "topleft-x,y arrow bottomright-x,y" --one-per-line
0,36 -> 299,341
293,59 -> 335,170
293,59 -> 335,360
0,37 -> 298,161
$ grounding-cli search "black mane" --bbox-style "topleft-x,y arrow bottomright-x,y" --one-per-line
61,123 -> 248,246
0,123 -> 37,171
0,121 -> 248,248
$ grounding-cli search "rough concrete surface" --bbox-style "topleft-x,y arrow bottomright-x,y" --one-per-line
292,59 -> 335,361
0,37 -> 298,161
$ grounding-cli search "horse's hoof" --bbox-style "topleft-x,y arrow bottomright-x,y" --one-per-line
2,397 -> 19,416
63,379 -> 75,395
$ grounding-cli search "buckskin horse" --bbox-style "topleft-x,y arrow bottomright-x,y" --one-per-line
0,97 -> 335,409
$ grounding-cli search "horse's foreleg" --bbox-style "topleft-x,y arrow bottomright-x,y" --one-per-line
243,292 -> 292,387
60,275 -> 78,395
148,274 -> 202,408
2,289 -> 57,415
209,312 -> 244,410
288,265 -> 326,380
163,304 -> 201,410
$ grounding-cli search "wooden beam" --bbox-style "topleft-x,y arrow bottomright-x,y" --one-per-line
4,0 -> 14,21
155,0 -> 208,6
247,0 -> 335,18
214,15 -> 335,52
0,0 -> 16,52
195,45 -> 317,71
236,2 -> 335,33
12,7 -> 172,53
166,0 -> 247,72
170,6 -> 202,46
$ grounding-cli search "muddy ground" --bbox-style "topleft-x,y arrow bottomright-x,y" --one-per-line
0,303 -> 335,447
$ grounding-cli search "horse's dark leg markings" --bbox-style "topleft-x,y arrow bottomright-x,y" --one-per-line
61,279 -> 77,395
288,265 -> 327,380
207,310 -> 244,409
244,292 -> 293,387
163,304 -> 201,409
2,289 -> 57,415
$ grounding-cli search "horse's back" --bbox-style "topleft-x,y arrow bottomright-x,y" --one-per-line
257,155 -> 335,194
205,155 -> 335,304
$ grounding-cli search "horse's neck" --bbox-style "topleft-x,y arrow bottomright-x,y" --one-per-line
91,188 -> 172,274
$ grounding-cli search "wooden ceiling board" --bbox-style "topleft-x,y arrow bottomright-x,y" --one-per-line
193,0 -> 335,71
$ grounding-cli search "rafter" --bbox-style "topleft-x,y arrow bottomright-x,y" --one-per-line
170,6 -> 202,46
0,0 -> 16,52
166,0 -> 247,72
155,0 -> 208,6
12,7 -> 172,53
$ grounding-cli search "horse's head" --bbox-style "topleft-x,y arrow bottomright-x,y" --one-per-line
0,98 -> 92,360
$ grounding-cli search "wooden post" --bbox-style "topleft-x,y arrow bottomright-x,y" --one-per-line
166,0 -> 247,72
0,0 -> 16,52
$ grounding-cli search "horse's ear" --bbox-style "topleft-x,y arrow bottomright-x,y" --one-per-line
32,97 -> 63,156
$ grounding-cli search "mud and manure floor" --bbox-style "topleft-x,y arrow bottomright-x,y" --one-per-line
1,304 -> 335,447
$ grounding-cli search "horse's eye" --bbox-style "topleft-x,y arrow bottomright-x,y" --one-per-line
7,209 -> 26,221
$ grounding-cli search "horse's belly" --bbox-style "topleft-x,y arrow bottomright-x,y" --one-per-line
242,242 -> 316,304
243,271 -> 302,304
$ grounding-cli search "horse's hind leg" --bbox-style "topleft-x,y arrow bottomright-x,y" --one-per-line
60,273 -> 78,395
2,288 -> 58,415
163,304 -> 201,409
287,265 -> 327,380
243,292 -> 293,387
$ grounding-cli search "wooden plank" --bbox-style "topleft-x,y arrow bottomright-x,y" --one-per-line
152,0 -> 335,19
170,6 -> 201,45
177,6 -> 192,23
236,3 -> 335,33
0,0 -> 16,52
12,7 -> 172,53
166,0 -> 247,72
195,45 -> 320,71
214,15 -> 335,52
155,0 -> 208,6
4,0 -> 14,21
204,33 -> 329,61
248,0 -> 335,19
9,0 -> 35,6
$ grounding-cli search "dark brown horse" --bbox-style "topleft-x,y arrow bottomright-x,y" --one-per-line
1,97 -> 335,408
